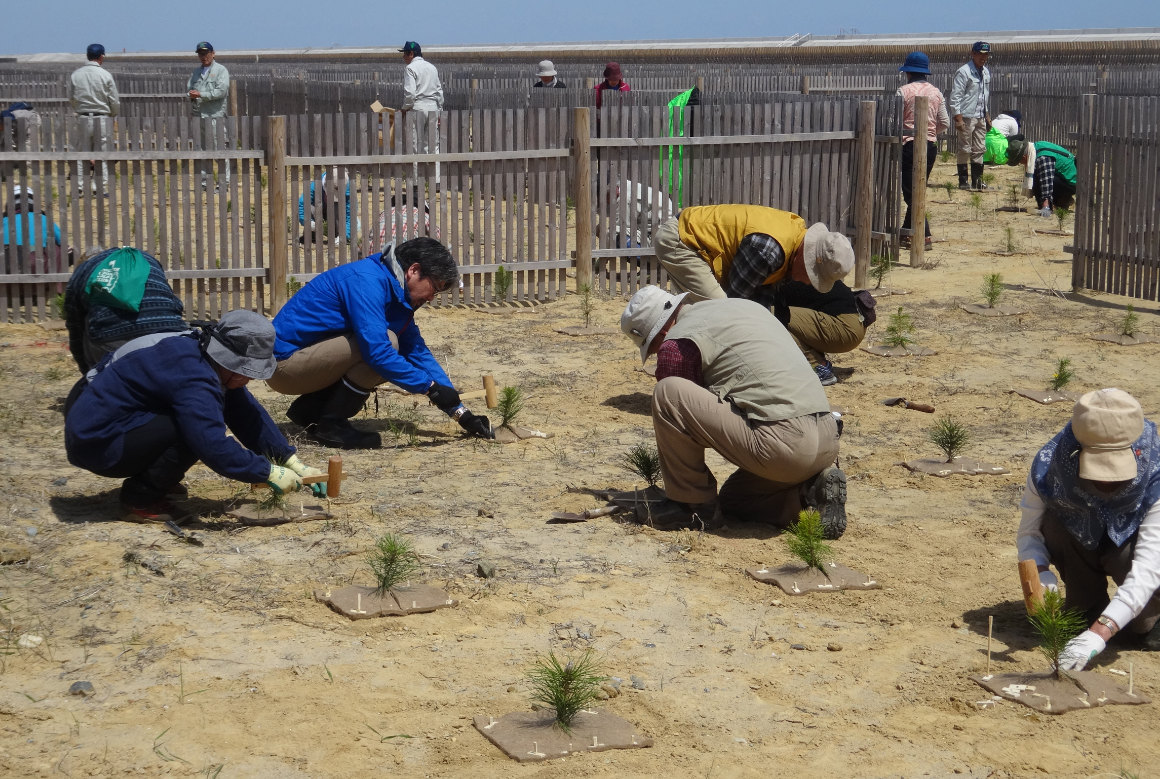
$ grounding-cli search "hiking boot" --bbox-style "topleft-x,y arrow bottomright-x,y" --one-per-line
971,163 -> 987,190
634,498 -> 720,531
799,467 -> 847,539
121,500 -> 188,525
815,360 -> 838,386
310,381 -> 381,449
957,164 -> 970,189
287,385 -> 335,428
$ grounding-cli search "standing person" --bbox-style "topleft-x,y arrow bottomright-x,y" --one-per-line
1017,389 -> 1160,670
620,286 -> 847,536
897,52 -> 949,251
533,61 -> 565,88
187,42 -> 231,189
950,41 -> 991,190
400,41 -> 444,186
68,44 -> 119,191
1005,136 -> 1077,215
594,62 -> 629,109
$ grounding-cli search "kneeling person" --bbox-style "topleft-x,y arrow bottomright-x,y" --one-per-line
65,311 -> 325,523
620,286 -> 847,537
772,278 -> 869,386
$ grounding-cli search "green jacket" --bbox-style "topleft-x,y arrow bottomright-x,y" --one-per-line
1034,142 -> 1077,186
188,61 -> 230,118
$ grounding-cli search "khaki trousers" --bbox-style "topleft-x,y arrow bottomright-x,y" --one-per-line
654,218 -> 726,302
652,376 -> 840,513
787,309 -> 866,368
956,117 -> 988,165
266,332 -> 397,395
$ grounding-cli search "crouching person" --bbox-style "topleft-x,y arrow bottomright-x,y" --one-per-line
64,311 -> 326,523
620,286 -> 847,536
1018,389 -> 1160,671
771,278 -> 871,386
268,237 -> 493,448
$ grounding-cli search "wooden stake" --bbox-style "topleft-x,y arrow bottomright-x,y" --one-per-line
483,374 -> 498,409
267,115 -> 288,314
573,107 -> 593,292
1018,559 -> 1045,613
853,101 -> 876,288
327,455 -> 344,499
987,615 -> 993,673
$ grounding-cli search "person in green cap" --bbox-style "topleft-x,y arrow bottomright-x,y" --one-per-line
1005,136 -> 1077,216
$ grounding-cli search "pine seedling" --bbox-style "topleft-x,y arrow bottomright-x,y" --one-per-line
494,265 -> 514,301
929,416 -> 971,462
1049,357 -> 1075,391
620,443 -> 662,488
286,276 -> 302,298
1003,226 -> 1018,254
969,192 -> 984,221
982,172 -> 996,188
784,508 -> 833,573
882,306 -> 916,348
942,181 -> 955,201
497,386 -> 524,429
1007,183 -> 1021,209
366,533 -> 421,596
939,149 -> 953,164
1028,588 -> 1087,680
869,254 -> 892,289
981,272 -> 1004,307
1121,304 -> 1140,338
50,293 -> 65,320
526,649 -> 606,733
578,283 -> 595,329
258,488 -> 288,517
1054,207 -> 1070,232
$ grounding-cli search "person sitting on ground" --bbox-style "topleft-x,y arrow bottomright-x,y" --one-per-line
1005,136 -> 1076,216
620,286 -> 847,536
594,62 -> 629,109
533,60 -> 565,88
1018,388 -> 1160,671
64,246 -> 186,373
64,311 -> 326,524
984,110 -> 1023,165
653,204 -> 856,385
269,237 -> 493,449
897,51 -> 950,251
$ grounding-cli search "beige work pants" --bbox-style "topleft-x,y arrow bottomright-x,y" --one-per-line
652,377 -> 840,515
787,309 -> 866,368
956,117 -> 988,165
653,218 -> 726,302
266,332 -> 397,395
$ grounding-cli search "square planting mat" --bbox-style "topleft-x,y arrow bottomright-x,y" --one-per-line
314,584 -> 457,620
901,457 -> 1009,477
745,562 -> 880,595
473,709 -> 652,763
228,501 -> 330,525
494,425 -> 554,444
973,671 -> 1149,714
862,345 -> 937,357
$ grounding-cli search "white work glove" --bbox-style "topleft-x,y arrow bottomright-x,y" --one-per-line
266,464 -> 304,496
1039,206 -> 1053,218
1038,569 -> 1059,593
284,454 -> 326,497
1058,629 -> 1106,672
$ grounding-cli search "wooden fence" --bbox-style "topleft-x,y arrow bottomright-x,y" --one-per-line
1070,94 -> 1160,300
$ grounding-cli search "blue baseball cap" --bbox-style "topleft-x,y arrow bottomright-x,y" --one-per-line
195,41 -> 214,53
899,52 -> 931,75
399,41 -> 421,55
973,41 -> 990,53
86,44 -> 105,60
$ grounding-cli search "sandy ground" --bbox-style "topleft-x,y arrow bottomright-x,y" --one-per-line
2,161 -> 1159,779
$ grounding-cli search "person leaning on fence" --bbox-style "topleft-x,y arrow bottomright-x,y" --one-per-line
64,312 -> 327,525
897,52 -> 950,251
594,62 -> 629,109
620,286 -> 848,537
63,246 -> 186,373
1005,136 -> 1076,216
400,41 -> 444,186
950,41 -> 991,191
69,44 -> 119,191
268,238 -> 493,449
1017,388 -> 1160,672
188,42 -> 231,189
533,61 -> 565,89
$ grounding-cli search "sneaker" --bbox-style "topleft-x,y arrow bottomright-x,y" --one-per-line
121,501 -> 188,525
815,361 -> 838,386
924,237 -> 933,251
799,467 -> 847,539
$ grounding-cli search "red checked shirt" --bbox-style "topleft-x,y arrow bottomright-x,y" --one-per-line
655,338 -> 704,386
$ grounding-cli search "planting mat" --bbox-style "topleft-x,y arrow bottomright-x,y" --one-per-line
554,326 -> 620,336
745,562 -> 880,595
973,671 -> 1149,714
473,710 -> 652,763
1011,388 -> 1080,405
314,584 -> 457,620
494,425 -> 554,444
868,288 -> 910,298
960,304 -> 1027,317
229,502 -> 331,525
1090,333 -> 1160,346
901,456 -> 1009,477
862,345 -> 937,357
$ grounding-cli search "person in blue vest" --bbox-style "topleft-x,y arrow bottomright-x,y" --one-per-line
1005,136 -> 1077,215
268,237 -> 493,449
64,311 -> 326,524
1018,389 -> 1160,670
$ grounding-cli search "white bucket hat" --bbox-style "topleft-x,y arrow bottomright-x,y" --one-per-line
620,286 -> 688,363
802,223 -> 855,293
536,60 -> 557,78
1073,388 -> 1145,481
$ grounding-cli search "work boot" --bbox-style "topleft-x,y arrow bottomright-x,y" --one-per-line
971,163 -> 987,190
799,466 -> 847,539
311,381 -> 381,450
634,497 -> 720,531
957,164 -> 970,189
286,385 -> 336,428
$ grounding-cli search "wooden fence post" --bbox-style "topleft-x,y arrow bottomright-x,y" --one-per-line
573,107 -> 593,292
267,115 -> 288,314
229,81 -> 238,117
909,96 -> 928,268
853,100 -> 876,288
1072,93 -> 1096,293
801,75 -> 810,95
696,76 -> 705,95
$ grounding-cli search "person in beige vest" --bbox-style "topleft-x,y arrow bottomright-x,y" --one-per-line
620,286 -> 848,536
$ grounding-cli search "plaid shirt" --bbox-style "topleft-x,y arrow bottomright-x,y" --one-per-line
655,338 -> 704,386
724,232 -> 786,307
1034,154 -> 1057,208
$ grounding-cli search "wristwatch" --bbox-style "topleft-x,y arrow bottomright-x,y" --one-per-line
1097,615 -> 1119,634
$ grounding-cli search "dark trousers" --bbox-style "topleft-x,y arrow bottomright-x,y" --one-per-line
1042,510 -> 1160,633
901,140 -> 937,238
1033,173 -> 1076,211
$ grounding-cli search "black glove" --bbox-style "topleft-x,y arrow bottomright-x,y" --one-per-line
458,410 -> 494,439
427,383 -> 461,413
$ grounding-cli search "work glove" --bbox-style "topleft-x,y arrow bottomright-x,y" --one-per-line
1039,206 -> 1053,218
1058,629 -> 1106,672
458,410 -> 494,439
427,383 -> 462,414
284,454 -> 326,498
266,464 -> 304,496
1038,569 -> 1059,593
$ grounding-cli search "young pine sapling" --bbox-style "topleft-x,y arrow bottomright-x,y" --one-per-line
494,265 -> 514,302
1121,304 -> 1140,338
942,181 -> 955,201
50,293 -> 65,320
578,283 -> 596,329
982,172 -> 996,188
981,272 -> 1004,308
620,443 -> 662,489
1054,207 -> 1070,233
1003,226 -> 1018,254
939,149 -> 954,164
1049,357 -> 1075,392
869,254 -> 892,290
366,533 -> 421,596
526,649 -> 606,733
496,386 -> 524,430
929,416 -> 971,462
1007,183 -> 1022,209
969,192 -> 984,221
784,508 -> 833,574
882,306 -> 916,348
1028,588 -> 1087,680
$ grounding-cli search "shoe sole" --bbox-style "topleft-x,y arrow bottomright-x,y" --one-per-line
818,375 -> 838,386
805,467 -> 847,539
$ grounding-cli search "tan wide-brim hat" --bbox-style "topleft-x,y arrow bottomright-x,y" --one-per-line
802,223 -> 855,293
620,286 -> 689,363
1073,388 -> 1145,481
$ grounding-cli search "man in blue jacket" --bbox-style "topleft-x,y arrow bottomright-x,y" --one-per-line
269,237 -> 492,448
65,311 -> 325,523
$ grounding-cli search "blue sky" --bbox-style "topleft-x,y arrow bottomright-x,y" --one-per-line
4,0 -> 1159,54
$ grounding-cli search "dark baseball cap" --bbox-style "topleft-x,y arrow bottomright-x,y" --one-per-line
86,44 -> 105,60
399,41 -> 421,55
195,41 -> 214,53
972,41 -> 990,53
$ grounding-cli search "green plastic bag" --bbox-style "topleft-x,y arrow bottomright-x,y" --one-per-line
84,247 -> 151,312
983,127 -> 1009,165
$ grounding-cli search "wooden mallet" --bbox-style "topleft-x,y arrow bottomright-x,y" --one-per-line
252,455 -> 346,498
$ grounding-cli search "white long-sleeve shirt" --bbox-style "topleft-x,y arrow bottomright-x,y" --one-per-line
402,57 -> 444,112
991,114 -> 1020,138
1018,471 -> 1160,630
69,62 -> 120,116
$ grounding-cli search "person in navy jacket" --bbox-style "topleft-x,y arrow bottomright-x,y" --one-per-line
65,311 -> 325,524
269,237 -> 493,448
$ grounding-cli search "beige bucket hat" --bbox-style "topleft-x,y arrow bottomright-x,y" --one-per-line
802,223 -> 855,293
620,286 -> 689,363
536,60 -> 557,78
1072,388 -> 1145,481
